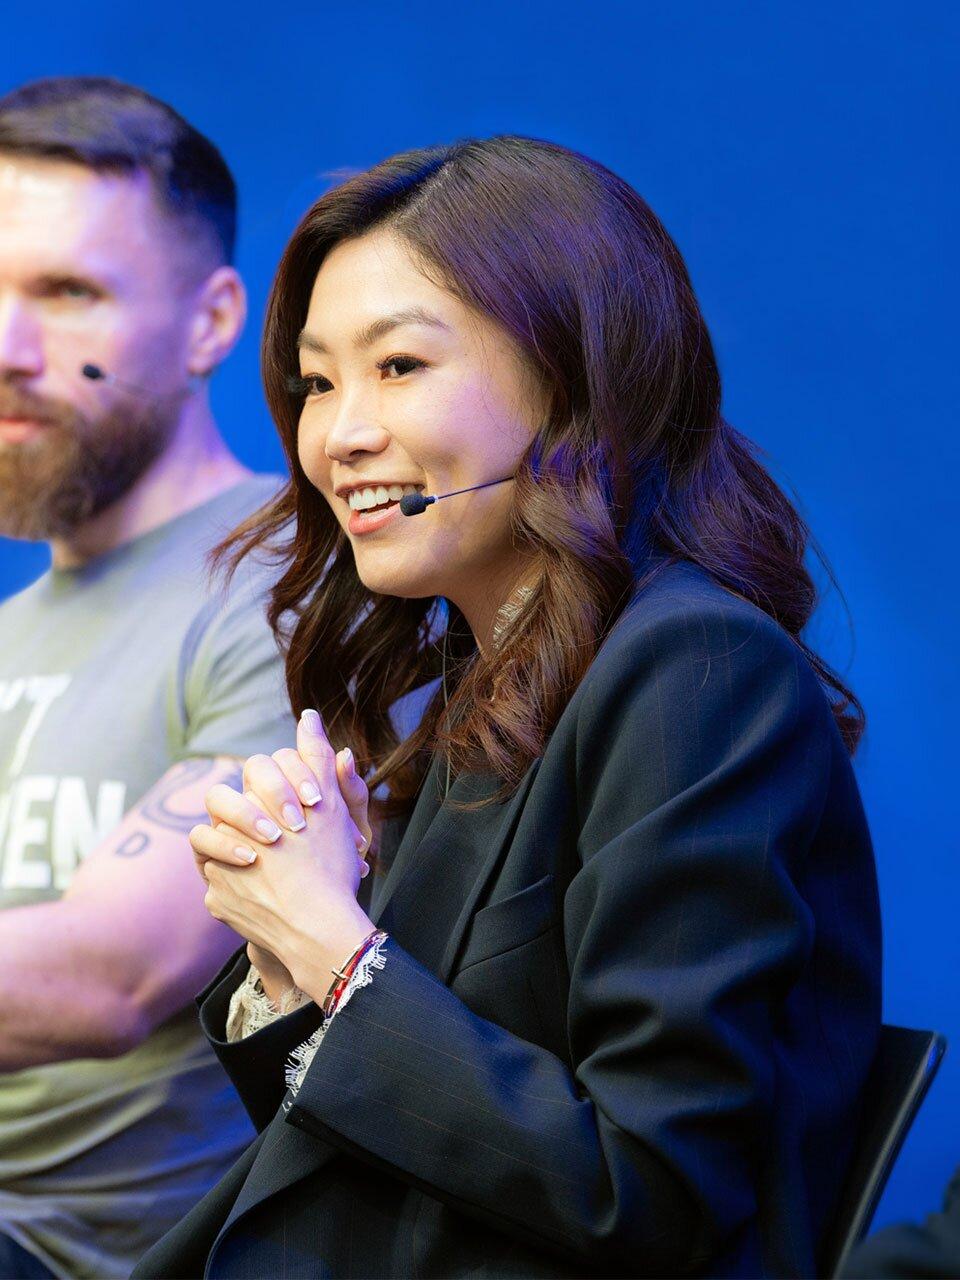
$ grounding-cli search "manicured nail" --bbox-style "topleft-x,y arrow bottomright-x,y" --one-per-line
255,818 -> 282,842
300,708 -> 322,734
299,780 -> 322,805
235,846 -> 257,864
359,859 -> 370,878
341,747 -> 356,778
282,803 -> 306,832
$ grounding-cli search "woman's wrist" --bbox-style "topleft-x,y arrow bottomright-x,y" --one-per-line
246,943 -> 295,1005
319,928 -> 389,1016
279,905 -> 377,1006
256,966 -> 299,1008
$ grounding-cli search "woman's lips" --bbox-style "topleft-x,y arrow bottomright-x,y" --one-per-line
347,500 -> 406,536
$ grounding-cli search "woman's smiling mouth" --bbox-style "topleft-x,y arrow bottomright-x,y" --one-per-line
343,482 -> 423,513
337,482 -> 426,535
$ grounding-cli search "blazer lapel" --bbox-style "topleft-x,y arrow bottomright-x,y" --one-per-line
370,753 -> 446,922
372,756 -> 541,983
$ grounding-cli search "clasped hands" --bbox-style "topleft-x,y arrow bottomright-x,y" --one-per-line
189,709 -> 376,1005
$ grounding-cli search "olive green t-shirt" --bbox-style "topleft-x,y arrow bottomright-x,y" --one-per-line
0,476 -> 297,1279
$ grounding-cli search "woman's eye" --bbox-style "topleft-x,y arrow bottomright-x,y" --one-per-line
286,358 -> 424,400
286,373 -> 333,398
378,355 -> 426,379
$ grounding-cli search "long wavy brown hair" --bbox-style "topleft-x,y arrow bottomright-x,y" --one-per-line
218,135 -> 864,817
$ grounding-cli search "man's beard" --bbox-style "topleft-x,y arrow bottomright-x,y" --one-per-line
0,380 -> 180,541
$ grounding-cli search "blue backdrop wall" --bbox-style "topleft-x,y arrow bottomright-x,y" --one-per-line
2,0 -> 956,1236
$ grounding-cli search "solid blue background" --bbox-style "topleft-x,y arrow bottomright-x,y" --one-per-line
1,0 -> 956,1237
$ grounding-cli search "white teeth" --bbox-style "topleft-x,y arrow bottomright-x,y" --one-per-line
347,483 -> 422,511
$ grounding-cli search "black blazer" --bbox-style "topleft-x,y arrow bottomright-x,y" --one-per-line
134,557 -> 881,1279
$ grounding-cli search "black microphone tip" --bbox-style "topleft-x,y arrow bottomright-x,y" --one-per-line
81,363 -> 105,381
400,492 -> 434,517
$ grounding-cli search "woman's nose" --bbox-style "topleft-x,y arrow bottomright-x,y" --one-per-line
322,400 -> 390,461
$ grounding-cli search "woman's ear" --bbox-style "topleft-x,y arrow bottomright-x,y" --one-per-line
185,266 -> 247,377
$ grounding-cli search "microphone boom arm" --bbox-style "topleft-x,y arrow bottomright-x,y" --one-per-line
400,474 -> 514,516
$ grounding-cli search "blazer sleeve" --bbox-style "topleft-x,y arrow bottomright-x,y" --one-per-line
282,603 -> 852,1273
196,948 -> 327,1133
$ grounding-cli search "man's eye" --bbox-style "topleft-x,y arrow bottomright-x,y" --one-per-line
378,356 -> 426,379
45,279 -> 100,301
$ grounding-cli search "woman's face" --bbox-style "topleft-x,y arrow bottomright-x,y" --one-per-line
295,229 -> 547,642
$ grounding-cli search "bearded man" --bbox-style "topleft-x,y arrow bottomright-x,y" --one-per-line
0,77 -> 296,1279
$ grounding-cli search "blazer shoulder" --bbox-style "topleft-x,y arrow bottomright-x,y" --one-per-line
560,559 -> 845,833
574,557 -> 831,728
597,556 -> 802,659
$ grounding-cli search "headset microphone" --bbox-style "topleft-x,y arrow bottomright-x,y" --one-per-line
399,475 -> 515,516
80,364 -> 151,397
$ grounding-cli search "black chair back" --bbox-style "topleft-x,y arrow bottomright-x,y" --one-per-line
822,1023 -> 946,1277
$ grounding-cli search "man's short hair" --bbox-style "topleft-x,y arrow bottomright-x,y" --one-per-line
0,76 -> 237,267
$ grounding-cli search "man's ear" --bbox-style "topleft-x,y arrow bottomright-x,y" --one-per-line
186,266 -> 247,377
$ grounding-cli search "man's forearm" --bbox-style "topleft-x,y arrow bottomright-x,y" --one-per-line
0,898 -> 151,1068
0,755 -> 244,1071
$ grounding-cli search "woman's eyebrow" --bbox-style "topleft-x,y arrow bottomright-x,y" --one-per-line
297,307 -> 451,355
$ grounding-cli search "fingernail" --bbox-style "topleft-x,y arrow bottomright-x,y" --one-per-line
359,859 -> 370,878
300,708 -> 322,734
235,847 -> 257,864
299,780 -> 322,805
255,818 -> 282,842
341,747 -> 356,778
282,803 -> 306,832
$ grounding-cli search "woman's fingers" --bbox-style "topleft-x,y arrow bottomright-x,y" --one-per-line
241,753 -> 310,834
296,712 -> 371,875
271,747 -> 323,808
198,721 -> 371,885
295,710 -> 371,840
296,710 -> 340,802
336,747 -> 373,855
192,816 -> 368,885
204,781 -> 284,844
190,820 -> 258,869
259,744 -> 366,845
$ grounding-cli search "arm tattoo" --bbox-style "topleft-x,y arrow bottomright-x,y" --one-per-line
114,830 -> 151,858
128,758 -> 245,838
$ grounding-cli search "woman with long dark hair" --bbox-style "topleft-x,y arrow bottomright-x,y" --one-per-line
135,136 -> 880,1279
